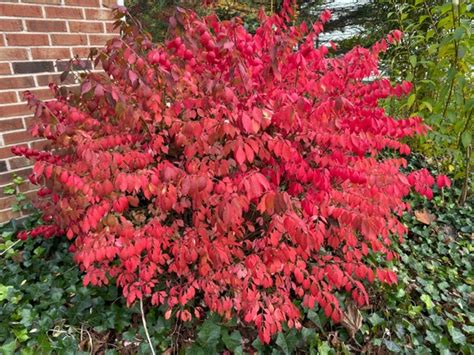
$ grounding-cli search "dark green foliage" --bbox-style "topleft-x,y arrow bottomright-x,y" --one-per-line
360,177 -> 473,353
0,217 -> 142,354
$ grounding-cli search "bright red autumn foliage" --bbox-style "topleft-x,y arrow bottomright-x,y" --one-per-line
14,3 -> 445,343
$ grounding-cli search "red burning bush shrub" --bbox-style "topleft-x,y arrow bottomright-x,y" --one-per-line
14,3 -> 445,343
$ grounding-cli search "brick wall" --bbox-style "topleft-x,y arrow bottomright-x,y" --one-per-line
0,0 -> 120,223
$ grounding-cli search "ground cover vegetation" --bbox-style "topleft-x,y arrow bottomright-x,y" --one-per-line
0,0 -> 472,353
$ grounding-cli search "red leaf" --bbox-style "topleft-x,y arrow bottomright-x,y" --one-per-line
235,144 -> 245,165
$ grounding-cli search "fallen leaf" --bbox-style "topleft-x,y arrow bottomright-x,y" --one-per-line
341,302 -> 363,338
414,209 -> 436,225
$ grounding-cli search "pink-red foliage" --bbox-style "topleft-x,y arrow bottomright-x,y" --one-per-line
14,4 -> 445,343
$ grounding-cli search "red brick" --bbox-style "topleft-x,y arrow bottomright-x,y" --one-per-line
22,0 -> 61,3
69,21 -> 104,33
8,157 -> 30,170
51,34 -> 88,46
71,46 -> 95,58
0,196 -> 16,211
18,181 -> 37,193
0,145 -> 25,159
0,63 -> 11,75
22,190 -> 38,209
0,104 -> 30,119
0,48 -> 28,61
56,59 -> 91,71
0,92 -> 18,105
36,73 -> 76,86
0,36 -> 5,47
26,20 -> 67,32
88,34 -> 117,46
0,209 -> 21,224
102,0 -> 118,7
30,140 -> 50,151
0,118 -> 23,130
65,0 -> 100,6
45,6 -> 84,19
104,21 -> 119,33
0,168 -> 32,185
3,130 -> 34,145
6,34 -> 49,46
0,185 -> 12,200
23,116 -> 33,128
31,47 -> 71,60
0,19 -> 23,32
27,88 -> 53,101
85,8 -> 113,21
0,4 -> 43,17
0,76 -> 35,90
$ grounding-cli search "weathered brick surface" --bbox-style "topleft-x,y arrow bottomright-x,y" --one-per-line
0,64 -> 11,75
6,33 -> 50,46
0,48 -> 29,61
0,118 -> 23,131
31,47 -> 71,60
0,93 -> 18,105
50,33 -> 88,45
26,20 -> 68,32
13,61 -> 55,74
0,4 -> 43,18
0,20 -> 24,32
0,0 -> 119,223
44,6 -> 84,19
69,21 -> 103,33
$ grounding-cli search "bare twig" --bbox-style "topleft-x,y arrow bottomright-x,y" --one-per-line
140,297 -> 156,355
0,240 -> 21,257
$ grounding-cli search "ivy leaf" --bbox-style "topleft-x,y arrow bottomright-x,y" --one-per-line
185,344 -> 207,355
301,327 -> 316,341
317,341 -> 332,355
13,328 -> 29,342
0,284 -> 13,302
197,319 -> 221,350
0,340 -> 17,355
420,294 -> 435,310
368,313 -> 384,327
222,330 -> 242,351
426,330 -> 440,344
307,309 -> 324,330
462,325 -> 474,334
447,321 -> 466,345
276,332 -> 290,355
384,339 -> 401,353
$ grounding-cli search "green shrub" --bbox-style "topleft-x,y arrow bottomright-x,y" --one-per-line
382,0 -> 473,203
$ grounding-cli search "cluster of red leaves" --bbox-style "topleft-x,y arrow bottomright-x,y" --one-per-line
14,4 -> 448,343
